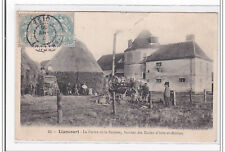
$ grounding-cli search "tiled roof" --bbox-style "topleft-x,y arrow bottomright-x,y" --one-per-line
97,53 -> 124,71
146,41 -> 212,62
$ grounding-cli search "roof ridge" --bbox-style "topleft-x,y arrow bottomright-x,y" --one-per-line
146,41 -> 211,62
160,41 -> 193,47
102,52 -> 124,56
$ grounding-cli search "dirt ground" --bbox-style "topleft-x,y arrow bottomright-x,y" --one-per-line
20,93 -> 213,129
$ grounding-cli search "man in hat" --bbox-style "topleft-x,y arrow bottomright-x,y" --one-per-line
164,82 -> 170,107
142,83 -> 149,102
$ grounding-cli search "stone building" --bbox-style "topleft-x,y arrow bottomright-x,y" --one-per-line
124,30 -> 159,79
97,30 -> 213,92
145,40 -> 213,92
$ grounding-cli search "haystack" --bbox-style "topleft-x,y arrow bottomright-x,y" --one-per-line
46,40 -> 105,94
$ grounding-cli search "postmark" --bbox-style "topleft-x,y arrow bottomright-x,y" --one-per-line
26,14 -> 64,51
19,13 -> 74,52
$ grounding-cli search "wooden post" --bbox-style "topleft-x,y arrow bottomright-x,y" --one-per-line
148,91 -> 153,109
111,32 -> 118,115
173,91 -> 176,106
57,109 -> 63,124
57,92 -> 63,124
112,92 -> 116,114
112,33 -> 116,76
189,89 -> 192,103
204,89 -> 207,102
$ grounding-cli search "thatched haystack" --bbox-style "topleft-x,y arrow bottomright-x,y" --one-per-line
46,40 -> 105,95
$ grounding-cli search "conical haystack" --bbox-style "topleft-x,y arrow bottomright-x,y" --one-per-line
46,40 -> 105,94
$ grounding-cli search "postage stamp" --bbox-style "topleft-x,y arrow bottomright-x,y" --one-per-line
18,12 -> 74,52
16,11 -> 219,142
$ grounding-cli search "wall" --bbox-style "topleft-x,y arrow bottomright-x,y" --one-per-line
124,48 -> 157,64
124,48 -> 157,79
146,58 -> 194,92
146,58 -> 213,92
194,58 -> 213,92
124,64 -> 144,79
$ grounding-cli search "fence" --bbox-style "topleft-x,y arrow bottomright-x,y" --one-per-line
150,90 -> 213,106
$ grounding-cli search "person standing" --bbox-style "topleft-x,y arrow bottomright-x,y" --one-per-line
67,82 -> 72,95
74,84 -> 79,96
164,82 -> 170,107
82,82 -> 88,95
130,87 -> 137,103
142,83 -> 149,102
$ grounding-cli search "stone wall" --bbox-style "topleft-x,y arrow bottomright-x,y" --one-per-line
194,58 -> 213,92
145,58 -> 213,92
124,48 -> 157,79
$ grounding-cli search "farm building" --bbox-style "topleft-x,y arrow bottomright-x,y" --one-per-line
45,40 -> 105,95
21,47 -> 39,95
97,53 -> 124,77
98,30 -> 212,92
145,40 -> 213,92
124,30 -> 159,79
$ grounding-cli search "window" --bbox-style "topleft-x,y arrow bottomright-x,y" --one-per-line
156,79 -> 162,83
147,70 -> 150,73
179,78 -> 186,82
156,62 -> 162,66
156,62 -> 162,72
142,72 -> 146,79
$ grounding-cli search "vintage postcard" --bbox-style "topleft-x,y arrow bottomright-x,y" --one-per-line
16,12 -> 218,142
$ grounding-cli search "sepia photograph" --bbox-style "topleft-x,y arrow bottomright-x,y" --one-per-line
16,12 -> 218,142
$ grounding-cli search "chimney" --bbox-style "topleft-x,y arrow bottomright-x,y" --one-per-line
186,34 -> 195,41
128,39 -> 133,48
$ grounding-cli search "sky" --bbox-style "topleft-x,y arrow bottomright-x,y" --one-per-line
23,12 -> 218,63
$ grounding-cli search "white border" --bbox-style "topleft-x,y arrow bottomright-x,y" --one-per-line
5,0 -> 221,151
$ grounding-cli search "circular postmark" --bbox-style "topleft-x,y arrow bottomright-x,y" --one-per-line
26,14 -> 64,52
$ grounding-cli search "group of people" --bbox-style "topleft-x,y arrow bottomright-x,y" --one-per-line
108,76 -> 173,107
126,82 -> 150,103
22,83 -> 36,96
66,82 -> 93,96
